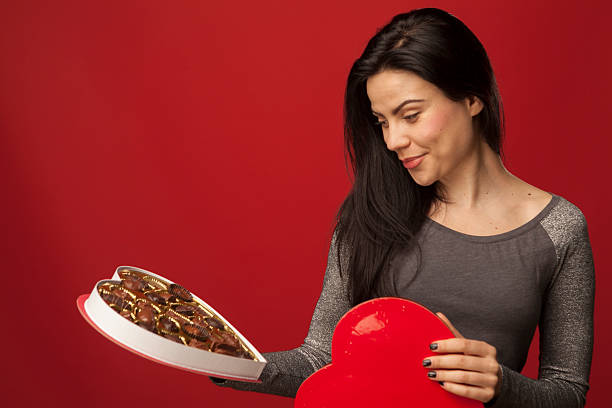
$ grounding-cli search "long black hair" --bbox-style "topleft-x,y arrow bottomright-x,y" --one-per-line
334,7 -> 505,307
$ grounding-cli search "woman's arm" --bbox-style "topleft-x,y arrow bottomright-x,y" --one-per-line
210,228 -> 352,397
487,201 -> 595,408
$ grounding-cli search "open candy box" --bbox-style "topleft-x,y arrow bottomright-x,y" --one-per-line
77,266 -> 266,381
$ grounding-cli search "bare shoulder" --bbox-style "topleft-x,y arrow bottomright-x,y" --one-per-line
522,185 -> 552,214
505,177 -> 553,221
508,174 -> 590,237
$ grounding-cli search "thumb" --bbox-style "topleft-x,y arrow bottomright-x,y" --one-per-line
436,312 -> 464,338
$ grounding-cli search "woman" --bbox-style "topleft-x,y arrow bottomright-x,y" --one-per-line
211,7 -> 594,407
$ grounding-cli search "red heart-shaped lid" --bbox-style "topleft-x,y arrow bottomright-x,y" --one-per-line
294,297 -> 481,407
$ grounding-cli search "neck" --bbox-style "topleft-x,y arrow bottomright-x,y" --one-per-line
436,139 -> 511,210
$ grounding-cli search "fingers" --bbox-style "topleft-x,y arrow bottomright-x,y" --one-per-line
436,381 -> 497,403
423,353 -> 497,374
429,337 -> 497,358
429,313 -> 501,403
426,369 -> 499,389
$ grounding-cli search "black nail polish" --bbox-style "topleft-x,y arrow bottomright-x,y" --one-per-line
438,381 -> 444,386
422,359 -> 431,367
430,343 -> 438,350
427,371 -> 437,378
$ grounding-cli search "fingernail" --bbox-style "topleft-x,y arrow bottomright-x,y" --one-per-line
430,343 -> 438,350
438,381 -> 444,386
427,371 -> 437,378
422,359 -> 431,367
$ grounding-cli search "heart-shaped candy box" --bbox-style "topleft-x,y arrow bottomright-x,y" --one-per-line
295,297 -> 481,407
77,266 -> 266,381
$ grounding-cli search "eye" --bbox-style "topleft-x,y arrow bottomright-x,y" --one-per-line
403,112 -> 419,122
373,118 -> 388,128
372,112 -> 419,128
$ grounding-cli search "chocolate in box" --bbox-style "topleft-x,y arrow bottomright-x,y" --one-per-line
77,265 -> 266,381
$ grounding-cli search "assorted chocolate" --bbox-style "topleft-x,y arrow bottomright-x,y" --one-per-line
97,268 -> 254,359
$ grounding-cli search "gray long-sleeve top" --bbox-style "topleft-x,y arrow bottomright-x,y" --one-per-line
212,194 -> 595,407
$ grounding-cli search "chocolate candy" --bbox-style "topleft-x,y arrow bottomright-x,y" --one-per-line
188,338 -> 211,350
212,343 -> 243,357
158,316 -> 179,333
204,316 -> 225,330
217,330 -> 240,348
158,292 -> 175,302
191,314 -> 207,326
208,327 -> 238,346
97,268 -> 255,360
106,280 -> 123,286
140,275 -> 167,290
120,309 -> 133,320
101,292 -> 131,310
118,269 -> 133,279
111,287 -> 134,301
136,305 -> 156,325
166,308 -> 190,323
137,320 -> 156,332
169,283 -> 193,302
163,334 -> 183,344
99,291 -> 115,303
183,323 -> 210,341
122,276 -> 147,291
146,291 -> 169,305
172,303 -> 198,316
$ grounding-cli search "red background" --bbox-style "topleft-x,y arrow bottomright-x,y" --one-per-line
2,1 -> 610,406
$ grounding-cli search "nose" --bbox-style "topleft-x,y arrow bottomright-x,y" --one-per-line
383,122 -> 411,152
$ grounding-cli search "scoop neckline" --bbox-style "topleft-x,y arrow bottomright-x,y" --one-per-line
424,193 -> 559,243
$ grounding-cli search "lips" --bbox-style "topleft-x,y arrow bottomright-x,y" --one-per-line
401,154 -> 426,169
401,153 -> 426,162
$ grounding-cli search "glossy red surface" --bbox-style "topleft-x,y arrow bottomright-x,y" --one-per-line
3,2 -> 609,407
295,297 -> 480,407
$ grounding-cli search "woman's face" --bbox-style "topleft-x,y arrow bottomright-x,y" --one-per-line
366,69 -> 483,186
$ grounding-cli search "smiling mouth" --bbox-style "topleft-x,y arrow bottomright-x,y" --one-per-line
401,154 -> 426,169
401,153 -> 426,162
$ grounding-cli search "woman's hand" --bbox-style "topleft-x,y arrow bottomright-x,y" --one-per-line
422,312 -> 502,403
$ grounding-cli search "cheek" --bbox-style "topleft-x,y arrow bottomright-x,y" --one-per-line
417,108 -> 453,147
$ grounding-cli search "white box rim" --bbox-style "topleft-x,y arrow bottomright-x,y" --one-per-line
83,265 -> 266,380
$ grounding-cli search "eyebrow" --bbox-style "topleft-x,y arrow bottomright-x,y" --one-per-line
371,99 -> 425,116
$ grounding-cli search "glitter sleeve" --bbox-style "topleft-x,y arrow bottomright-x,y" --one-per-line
210,228 -> 351,397
487,197 -> 595,407
211,198 -> 595,406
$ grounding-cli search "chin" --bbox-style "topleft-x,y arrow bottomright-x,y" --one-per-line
409,172 -> 437,187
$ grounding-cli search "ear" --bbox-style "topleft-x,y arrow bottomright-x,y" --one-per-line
467,95 -> 484,117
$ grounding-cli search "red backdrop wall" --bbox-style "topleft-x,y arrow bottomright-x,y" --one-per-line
2,0 -> 610,406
